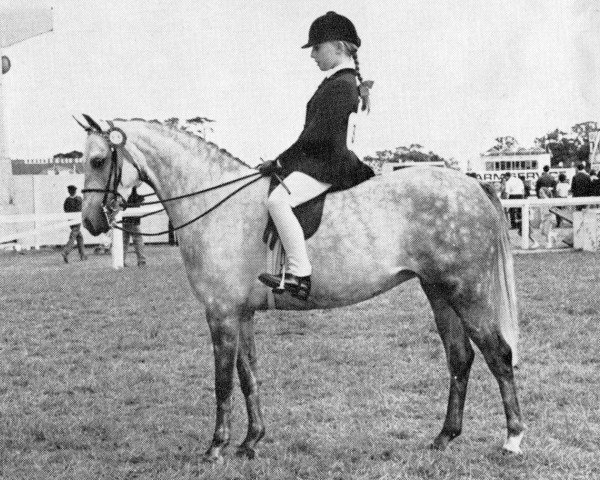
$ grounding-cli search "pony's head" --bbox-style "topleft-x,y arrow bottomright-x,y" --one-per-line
77,115 -> 148,235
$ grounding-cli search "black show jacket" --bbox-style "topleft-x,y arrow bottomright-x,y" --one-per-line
277,68 -> 374,191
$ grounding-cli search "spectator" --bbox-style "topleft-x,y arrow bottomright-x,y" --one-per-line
590,170 -> 600,195
519,175 -> 531,198
535,165 -> 557,197
504,173 -> 525,231
556,173 -> 570,198
123,188 -> 147,267
555,172 -> 570,227
588,170 -> 600,208
537,187 -> 557,248
499,174 -> 509,199
61,185 -> 87,263
571,163 -> 592,210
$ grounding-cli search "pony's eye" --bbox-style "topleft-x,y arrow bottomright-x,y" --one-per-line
90,157 -> 105,168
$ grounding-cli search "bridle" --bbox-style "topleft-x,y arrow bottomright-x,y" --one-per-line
75,114 -> 263,236
77,115 -> 143,225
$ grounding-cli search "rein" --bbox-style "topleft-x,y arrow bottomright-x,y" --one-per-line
113,172 -> 263,237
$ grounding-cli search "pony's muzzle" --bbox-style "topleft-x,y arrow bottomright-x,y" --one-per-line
83,216 -> 109,236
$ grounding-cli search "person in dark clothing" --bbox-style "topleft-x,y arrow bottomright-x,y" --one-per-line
61,185 -> 87,263
589,170 -> 600,197
504,172 -> 525,230
257,11 -> 375,300
535,165 -> 557,197
554,172 -> 570,227
122,188 -> 147,267
571,163 -> 592,210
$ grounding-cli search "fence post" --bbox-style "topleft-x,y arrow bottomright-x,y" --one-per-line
521,200 -> 530,249
33,176 -> 39,250
111,212 -> 124,269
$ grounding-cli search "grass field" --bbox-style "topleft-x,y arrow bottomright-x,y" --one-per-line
1,246 -> 599,479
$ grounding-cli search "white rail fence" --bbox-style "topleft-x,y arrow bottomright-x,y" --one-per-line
0,212 -> 82,245
0,206 -> 164,268
2,198 -> 600,269
500,196 -> 600,250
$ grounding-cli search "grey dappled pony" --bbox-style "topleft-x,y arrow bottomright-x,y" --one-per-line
80,118 -> 524,462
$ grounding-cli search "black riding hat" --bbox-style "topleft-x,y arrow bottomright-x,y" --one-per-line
302,11 -> 361,49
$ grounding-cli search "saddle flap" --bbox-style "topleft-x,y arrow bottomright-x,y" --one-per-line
262,176 -> 327,250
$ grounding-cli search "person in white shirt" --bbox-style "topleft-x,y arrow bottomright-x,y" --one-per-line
504,173 -> 525,230
555,173 -> 570,198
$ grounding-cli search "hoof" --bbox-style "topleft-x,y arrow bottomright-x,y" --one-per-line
502,431 -> 524,454
236,444 -> 258,459
429,435 -> 450,451
202,448 -> 225,464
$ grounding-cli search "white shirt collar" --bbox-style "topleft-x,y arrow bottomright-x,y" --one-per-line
325,59 -> 355,78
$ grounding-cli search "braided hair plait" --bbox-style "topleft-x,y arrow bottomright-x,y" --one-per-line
351,51 -> 370,112
351,51 -> 363,84
340,41 -> 373,113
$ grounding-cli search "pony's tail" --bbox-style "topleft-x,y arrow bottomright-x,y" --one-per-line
481,182 -> 519,366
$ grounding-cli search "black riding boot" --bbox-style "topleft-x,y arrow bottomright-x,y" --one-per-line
258,273 -> 311,301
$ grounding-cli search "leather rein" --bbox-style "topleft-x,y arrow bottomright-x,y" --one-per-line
79,119 -> 262,236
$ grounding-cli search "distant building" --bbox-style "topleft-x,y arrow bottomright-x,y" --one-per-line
11,156 -> 83,175
468,143 -> 575,188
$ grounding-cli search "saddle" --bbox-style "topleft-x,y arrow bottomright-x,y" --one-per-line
262,176 -> 327,250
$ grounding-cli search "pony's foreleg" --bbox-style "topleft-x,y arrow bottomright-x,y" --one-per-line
459,304 -> 525,454
422,283 -> 474,450
235,311 -> 265,459
204,309 -> 240,463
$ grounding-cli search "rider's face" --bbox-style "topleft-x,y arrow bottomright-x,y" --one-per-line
310,41 -> 343,71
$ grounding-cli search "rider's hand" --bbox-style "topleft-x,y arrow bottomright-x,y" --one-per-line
256,159 -> 282,176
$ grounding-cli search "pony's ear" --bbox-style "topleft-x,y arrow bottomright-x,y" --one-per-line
82,114 -> 103,132
73,115 -> 91,132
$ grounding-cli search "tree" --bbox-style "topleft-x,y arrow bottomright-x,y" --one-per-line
535,122 -> 598,167
571,121 -> 598,140
362,143 -> 455,173
162,116 -> 216,139
53,150 -> 82,159
493,136 -> 518,151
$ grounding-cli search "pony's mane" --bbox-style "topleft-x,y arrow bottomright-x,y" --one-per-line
113,117 -> 252,168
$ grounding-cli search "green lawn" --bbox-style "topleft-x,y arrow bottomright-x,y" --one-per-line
0,246 -> 599,479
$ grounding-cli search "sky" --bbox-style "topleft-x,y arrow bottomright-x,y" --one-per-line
2,0 -> 599,169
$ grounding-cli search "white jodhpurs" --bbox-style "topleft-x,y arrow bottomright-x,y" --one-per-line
267,171 -> 331,277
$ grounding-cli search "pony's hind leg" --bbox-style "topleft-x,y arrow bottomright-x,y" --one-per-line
421,283 -> 475,450
457,303 -> 525,453
235,311 -> 265,459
